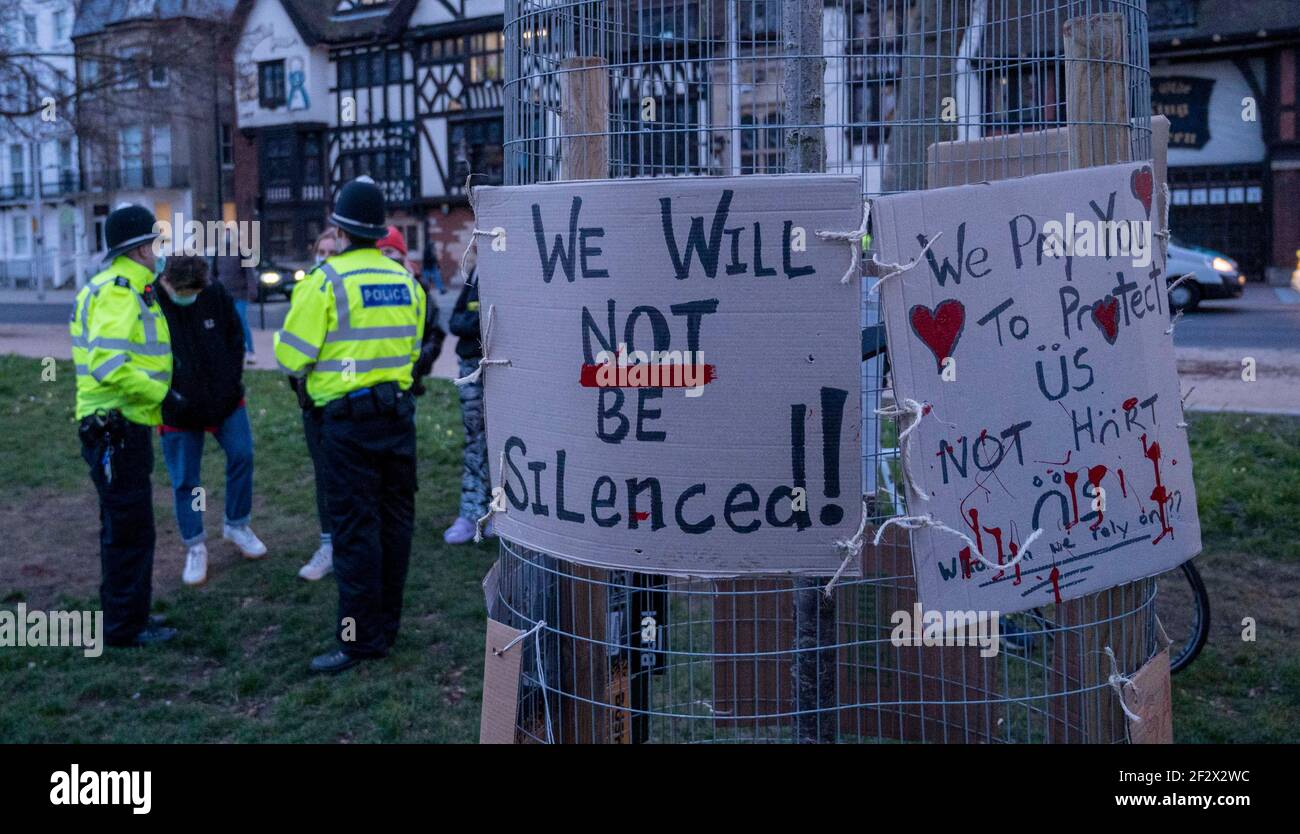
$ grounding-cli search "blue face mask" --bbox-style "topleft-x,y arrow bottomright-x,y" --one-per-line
153,253 -> 167,278
168,288 -> 199,306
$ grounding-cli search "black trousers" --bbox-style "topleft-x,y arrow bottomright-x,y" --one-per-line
316,395 -> 417,657
80,420 -> 156,646
301,409 -> 332,537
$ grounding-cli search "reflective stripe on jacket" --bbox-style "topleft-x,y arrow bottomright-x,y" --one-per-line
71,256 -> 173,424
273,246 -> 426,405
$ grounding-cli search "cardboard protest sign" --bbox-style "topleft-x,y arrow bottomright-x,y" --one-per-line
472,175 -> 864,576
873,162 -> 1200,615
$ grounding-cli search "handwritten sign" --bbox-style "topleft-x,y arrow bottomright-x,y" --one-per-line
472,175 -> 864,576
873,162 -> 1200,614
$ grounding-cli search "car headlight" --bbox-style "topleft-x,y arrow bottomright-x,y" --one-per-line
259,271 -> 281,285
1211,256 -> 1234,273
1238,274 -> 1246,286
293,269 -> 306,282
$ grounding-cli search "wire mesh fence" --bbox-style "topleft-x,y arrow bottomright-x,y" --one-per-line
490,0 -> 1162,743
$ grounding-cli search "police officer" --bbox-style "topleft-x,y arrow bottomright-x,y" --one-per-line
72,204 -> 188,647
274,177 -> 427,674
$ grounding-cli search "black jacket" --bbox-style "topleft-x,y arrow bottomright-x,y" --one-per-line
449,276 -> 482,360
158,282 -> 246,428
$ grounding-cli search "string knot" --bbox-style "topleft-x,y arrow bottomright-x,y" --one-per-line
815,201 -> 871,284
455,304 -> 512,388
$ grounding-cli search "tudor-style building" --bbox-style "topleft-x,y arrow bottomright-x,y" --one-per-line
233,0 -> 503,277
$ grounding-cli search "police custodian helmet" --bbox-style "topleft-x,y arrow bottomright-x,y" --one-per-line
331,176 -> 388,240
104,204 -> 160,262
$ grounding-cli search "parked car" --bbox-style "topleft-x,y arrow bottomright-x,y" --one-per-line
255,261 -> 310,302
1166,238 -> 1245,311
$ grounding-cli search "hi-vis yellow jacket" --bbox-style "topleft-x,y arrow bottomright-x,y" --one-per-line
70,256 -> 173,425
273,246 -> 427,406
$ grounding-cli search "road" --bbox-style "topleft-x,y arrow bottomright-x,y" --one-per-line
1173,285 -> 1300,352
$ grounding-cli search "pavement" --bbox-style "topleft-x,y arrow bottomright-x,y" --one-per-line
3,284 -> 1296,413
1170,284 -> 1300,415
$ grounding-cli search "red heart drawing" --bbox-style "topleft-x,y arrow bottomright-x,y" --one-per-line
1131,165 -> 1153,217
909,300 -> 965,372
1091,296 -> 1120,344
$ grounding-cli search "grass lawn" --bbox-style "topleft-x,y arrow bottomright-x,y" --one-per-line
0,354 -> 1295,743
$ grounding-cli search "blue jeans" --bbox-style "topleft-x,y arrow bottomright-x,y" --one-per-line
233,299 -> 254,353
161,406 -> 255,546
422,266 -> 445,293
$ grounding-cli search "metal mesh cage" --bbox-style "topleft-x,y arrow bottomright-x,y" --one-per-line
491,0 -> 1159,743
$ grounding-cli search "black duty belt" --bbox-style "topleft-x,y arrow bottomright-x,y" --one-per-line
320,382 -> 411,420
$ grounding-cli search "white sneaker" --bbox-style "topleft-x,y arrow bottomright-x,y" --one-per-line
298,544 -> 333,581
182,543 -> 208,586
223,523 -> 267,559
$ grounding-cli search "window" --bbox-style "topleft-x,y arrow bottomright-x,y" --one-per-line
119,126 -> 143,188
267,221 -> 293,258
23,14 -> 37,46
264,134 -> 293,185
258,60 -> 286,108
115,47 -> 144,90
449,118 -> 504,185
467,32 -> 502,84
149,62 -> 168,88
337,49 -> 401,89
10,144 -> 25,192
82,59 -> 99,91
53,10 -> 69,41
419,32 -> 502,85
151,125 -> 171,185
302,132 -> 323,189
220,124 -> 234,168
12,216 -> 30,256
58,139 -> 73,191
738,1 -> 781,41
740,111 -> 783,174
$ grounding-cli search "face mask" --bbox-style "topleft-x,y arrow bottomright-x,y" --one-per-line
168,289 -> 199,306
153,253 -> 167,278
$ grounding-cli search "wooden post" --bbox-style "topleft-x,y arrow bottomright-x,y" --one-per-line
553,54 -> 616,743
1063,13 -> 1132,169
1056,11 -> 1143,744
782,0 -> 837,744
560,56 -> 610,182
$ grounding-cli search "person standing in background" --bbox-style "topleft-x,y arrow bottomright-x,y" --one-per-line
156,256 -> 267,586
444,244 -> 492,545
295,226 -> 340,581
421,234 -> 445,294
378,225 -> 445,396
213,224 -> 256,361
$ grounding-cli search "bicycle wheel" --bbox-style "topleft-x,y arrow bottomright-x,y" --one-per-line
1154,560 -> 1211,673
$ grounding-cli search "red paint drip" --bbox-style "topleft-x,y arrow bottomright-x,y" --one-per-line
1142,434 -> 1175,545
1122,396 -> 1139,412
958,547 -> 973,580
1049,566 -> 1063,604
1063,470 -> 1080,529
1117,467 -> 1128,498
634,511 -> 650,522
1087,464 -> 1108,531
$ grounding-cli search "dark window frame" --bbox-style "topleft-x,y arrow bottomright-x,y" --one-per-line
258,60 -> 287,108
